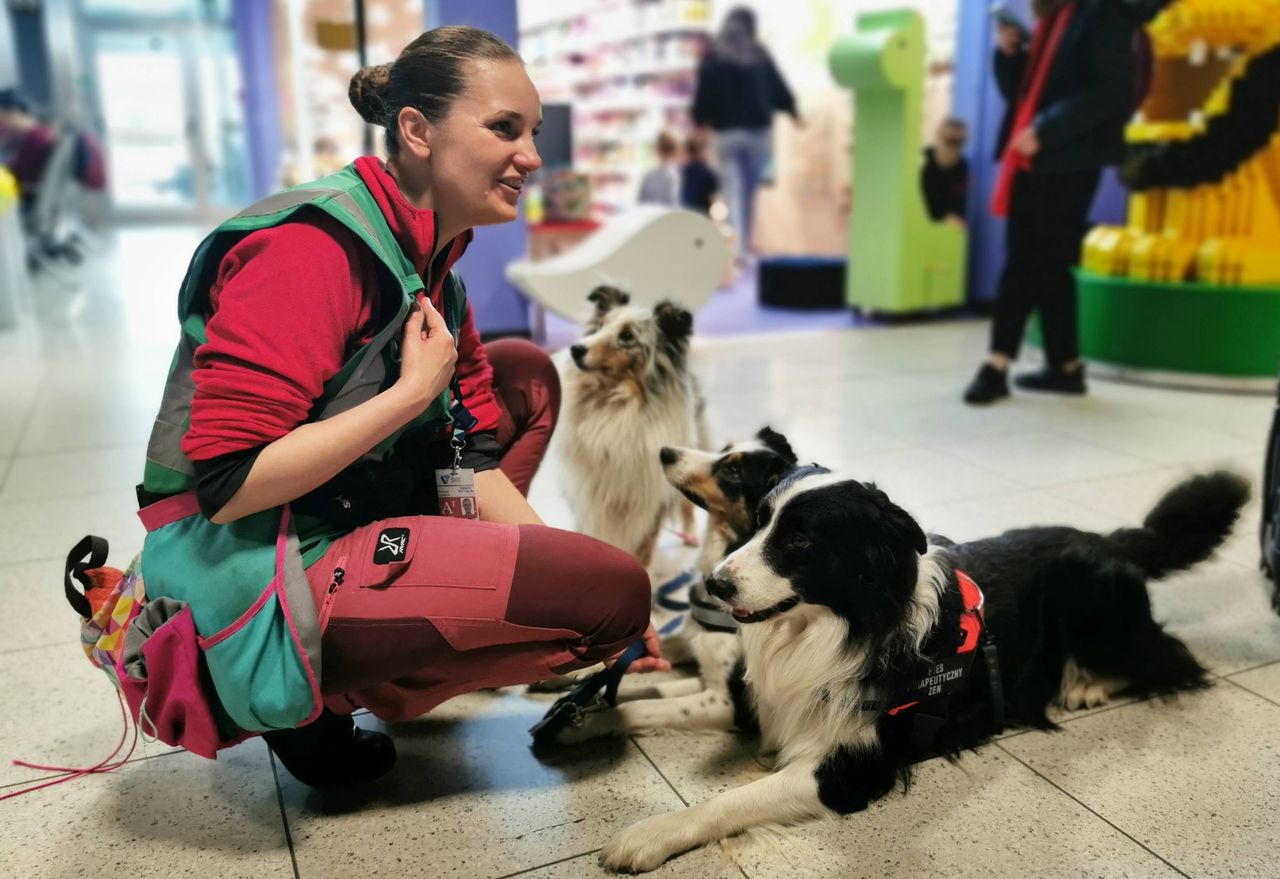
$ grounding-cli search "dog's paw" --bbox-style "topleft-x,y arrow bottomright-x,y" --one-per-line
599,813 -> 693,873
1060,679 -> 1112,711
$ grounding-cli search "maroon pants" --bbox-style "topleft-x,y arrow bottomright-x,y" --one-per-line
307,339 -> 650,721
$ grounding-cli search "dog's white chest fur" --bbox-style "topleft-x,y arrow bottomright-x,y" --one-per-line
559,367 -> 700,552
740,607 -> 875,764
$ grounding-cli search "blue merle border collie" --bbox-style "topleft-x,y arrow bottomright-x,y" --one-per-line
597,466 -> 1249,872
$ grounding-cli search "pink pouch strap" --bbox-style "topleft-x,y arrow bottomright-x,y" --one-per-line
138,492 -> 202,532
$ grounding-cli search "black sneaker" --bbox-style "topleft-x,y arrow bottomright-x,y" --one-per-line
963,364 -> 1010,405
1014,365 -> 1087,395
263,709 -> 397,789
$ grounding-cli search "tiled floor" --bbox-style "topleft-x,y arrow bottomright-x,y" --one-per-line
2,228 -> 1279,878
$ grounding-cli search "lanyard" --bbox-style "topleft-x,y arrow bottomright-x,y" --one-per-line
448,375 -> 477,471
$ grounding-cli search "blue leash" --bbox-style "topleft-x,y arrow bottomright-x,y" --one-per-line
530,612 -> 687,747
654,569 -> 697,612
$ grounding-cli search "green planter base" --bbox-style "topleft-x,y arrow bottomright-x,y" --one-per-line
1074,272 -> 1280,377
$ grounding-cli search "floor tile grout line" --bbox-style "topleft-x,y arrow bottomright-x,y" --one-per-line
995,672 -> 1243,743
628,736 -> 690,807
1219,675 -> 1280,711
993,742 -> 1194,879
1221,656 -> 1280,678
9,439 -> 150,461
993,694 -> 1158,742
268,750 -> 302,879
0,486 -> 143,505
624,739 -> 752,877
491,847 -> 602,879
0,746 -> 185,791
4,376 -> 47,473
0,641 -> 98,657
0,457 -> 15,495
925,436 -> 1165,494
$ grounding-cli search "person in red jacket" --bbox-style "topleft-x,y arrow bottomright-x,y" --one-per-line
963,1 -> 1142,405
182,27 -> 666,788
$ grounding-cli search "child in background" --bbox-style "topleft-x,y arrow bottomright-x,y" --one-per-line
922,116 -> 969,226
638,131 -> 681,206
680,132 -> 718,214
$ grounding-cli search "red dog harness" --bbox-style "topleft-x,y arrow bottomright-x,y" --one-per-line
887,569 -> 988,717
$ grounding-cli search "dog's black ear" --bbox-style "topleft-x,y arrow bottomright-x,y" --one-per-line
654,300 -> 693,345
866,485 -> 927,556
587,285 -> 630,313
764,454 -> 793,491
755,426 -> 797,466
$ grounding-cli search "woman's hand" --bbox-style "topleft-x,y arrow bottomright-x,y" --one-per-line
619,624 -> 672,674
1012,126 -> 1041,158
394,297 -> 457,409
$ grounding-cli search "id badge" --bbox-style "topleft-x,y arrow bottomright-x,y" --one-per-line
435,467 -> 480,519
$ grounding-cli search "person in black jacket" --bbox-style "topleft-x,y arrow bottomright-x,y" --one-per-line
922,117 -> 970,224
691,7 -> 801,256
964,0 -> 1144,405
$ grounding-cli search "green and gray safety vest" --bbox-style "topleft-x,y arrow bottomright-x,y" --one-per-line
138,164 -> 467,735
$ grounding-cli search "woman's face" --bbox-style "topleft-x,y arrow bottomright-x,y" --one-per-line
425,59 -> 542,228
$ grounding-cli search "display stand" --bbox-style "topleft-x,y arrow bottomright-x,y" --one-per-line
828,9 -> 966,313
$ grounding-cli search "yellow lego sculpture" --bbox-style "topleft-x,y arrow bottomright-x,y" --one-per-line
1083,0 -> 1280,286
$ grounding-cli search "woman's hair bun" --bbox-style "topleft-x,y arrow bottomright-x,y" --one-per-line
349,63 -> 392,125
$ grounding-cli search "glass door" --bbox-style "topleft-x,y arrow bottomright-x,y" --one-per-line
89,28 -> 199,212
78,0 -> 250,220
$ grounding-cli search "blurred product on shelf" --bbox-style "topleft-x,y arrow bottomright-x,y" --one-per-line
543,169 -> 594,222
520,0 -> 712,216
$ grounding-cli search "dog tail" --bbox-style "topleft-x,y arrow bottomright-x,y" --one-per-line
1109,471 -> 1251,580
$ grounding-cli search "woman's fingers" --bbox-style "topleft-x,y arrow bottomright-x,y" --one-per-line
623,624 -> 672,674
405,299 -> 425,336
626,656 -> 673,674
421,295 -> 452,342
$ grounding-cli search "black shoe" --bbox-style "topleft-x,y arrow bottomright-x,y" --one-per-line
1014,365 -> 1087,395
263,709 -> 397,789
963,364 -> 1010,405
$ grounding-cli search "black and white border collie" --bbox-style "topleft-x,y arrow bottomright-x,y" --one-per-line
598,467 -> 1249,872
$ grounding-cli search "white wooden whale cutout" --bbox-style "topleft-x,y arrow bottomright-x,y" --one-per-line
505,205 -> 730,319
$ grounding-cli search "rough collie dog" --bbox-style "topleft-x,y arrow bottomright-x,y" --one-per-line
560,286 -> 707,566
597,468 -> 1249,872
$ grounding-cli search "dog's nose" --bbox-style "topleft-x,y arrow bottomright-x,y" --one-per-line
570,344 -> 587,364
705,572 -> 736,602
659,447 -> 677,466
